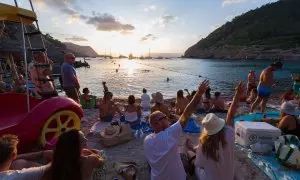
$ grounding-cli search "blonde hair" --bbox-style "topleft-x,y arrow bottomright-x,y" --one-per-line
199,127 -> 227,162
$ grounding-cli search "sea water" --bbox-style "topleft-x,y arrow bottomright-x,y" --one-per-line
75,58 -> 300,101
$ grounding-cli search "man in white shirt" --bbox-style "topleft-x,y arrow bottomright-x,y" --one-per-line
141,88 -> 151,111
0,135 -> 48,180
144,80 -> 209,180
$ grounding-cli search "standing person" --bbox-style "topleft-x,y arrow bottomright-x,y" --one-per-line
61,53 -> 80,103
186,82 -> 244,180
0,135 -> 48,179
247,70 -> 257,95
176,90 -> 189,115
141,88 -> 151,111
102,82 -> 108,94
144,80 -> 209,180
251,62 -> 283,113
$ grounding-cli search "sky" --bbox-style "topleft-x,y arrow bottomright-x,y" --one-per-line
2,0 -> 278,56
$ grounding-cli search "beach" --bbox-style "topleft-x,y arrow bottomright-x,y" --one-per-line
81,99 -> 273,180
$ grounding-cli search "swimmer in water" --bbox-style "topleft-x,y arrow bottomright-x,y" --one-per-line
167,77 -> 170,82
116,69 -> 118,73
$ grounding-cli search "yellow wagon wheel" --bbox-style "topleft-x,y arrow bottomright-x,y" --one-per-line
40,110 -> 81,146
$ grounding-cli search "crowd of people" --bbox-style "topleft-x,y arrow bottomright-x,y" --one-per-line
1,52 -> 300,180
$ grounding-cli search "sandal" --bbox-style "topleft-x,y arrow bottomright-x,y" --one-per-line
113,161 -> 138,180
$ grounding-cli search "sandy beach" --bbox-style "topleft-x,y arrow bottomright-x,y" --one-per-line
81,99 -> 271,180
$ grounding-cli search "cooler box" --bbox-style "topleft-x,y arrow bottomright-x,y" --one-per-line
235,121 -> 281,147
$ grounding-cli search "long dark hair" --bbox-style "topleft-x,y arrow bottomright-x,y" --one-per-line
50,130 -> 82,180
128,95 -> 135,105
199,127 -> 227,162
205,87 -> 211,99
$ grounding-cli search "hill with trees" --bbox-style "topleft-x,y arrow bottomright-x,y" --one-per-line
184,0 -> 300,60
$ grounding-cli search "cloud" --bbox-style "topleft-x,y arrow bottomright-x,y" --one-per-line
144,5 -> 156,12
85,13 -> 135,32
65,35 -> 88,41
152,15 -> 178,27
140,34 -> 158,42
33,0 -> 77,8
222,0 -> 249,6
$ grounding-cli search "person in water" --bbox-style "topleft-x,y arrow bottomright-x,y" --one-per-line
251,61 -> 283,113
99,91 -> 122,122
42,130 -> 104,180
176,90 -> 189,115
124,95 -> 142,129
247,70 -> 256,95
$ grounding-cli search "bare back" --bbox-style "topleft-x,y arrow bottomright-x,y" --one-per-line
99,100 -> 114,117
176,98 -> 189,115
259,68 -> 273,87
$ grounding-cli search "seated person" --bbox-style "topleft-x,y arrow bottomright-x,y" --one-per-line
141,88 -> 151,111
239,85 -> 248,102
144,80 -> 209,180
247,88 -> 257,105
29,52 -> 58,99
80,88 -> 96,108
211,92 -> 226,112
263,102 -> 300,138
0,134 -> 48,179
41,130 -> 104,180
280,89 -> 296,104
124,95 -> 142,129
186,82 -> 243,180
151,92 -> 175,122
203,87 -> 212,110
176,90 -> 189,115
13,74 -> 26,93
99,91 -> 122,122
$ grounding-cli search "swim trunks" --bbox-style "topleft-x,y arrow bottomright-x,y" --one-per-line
257,85 -> 272,97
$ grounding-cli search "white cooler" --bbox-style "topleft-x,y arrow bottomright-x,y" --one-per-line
235,121 -> 281,147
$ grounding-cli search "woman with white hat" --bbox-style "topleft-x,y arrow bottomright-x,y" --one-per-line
186,82 -> 244,180
277,101 -> 300,138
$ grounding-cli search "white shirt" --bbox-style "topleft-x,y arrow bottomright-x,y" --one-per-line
195,126 -> 235,180
141,93 -> 151,108
0,165 -> 47,180
144,122 -> 186,180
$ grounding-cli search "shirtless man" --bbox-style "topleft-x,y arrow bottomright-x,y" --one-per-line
176,90 -> 189,115
247,70 -> 256,95
212,92 -> 225,110
251,62 -> 283,113
99,91 -> 122,122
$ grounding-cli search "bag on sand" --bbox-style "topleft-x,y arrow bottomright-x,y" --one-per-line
99,124 -> 133,147
274,135 -> 300,169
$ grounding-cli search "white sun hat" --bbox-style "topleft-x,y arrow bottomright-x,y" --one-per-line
202,113 -> 226,135
280,101 -> 300,116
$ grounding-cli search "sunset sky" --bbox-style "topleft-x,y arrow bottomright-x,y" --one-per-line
2,0 -> 277,56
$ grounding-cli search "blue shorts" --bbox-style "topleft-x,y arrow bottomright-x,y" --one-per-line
257,85 -> 272,97
293,83 -> 300,94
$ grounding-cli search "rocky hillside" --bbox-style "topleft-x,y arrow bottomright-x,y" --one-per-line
184,0 -> 300,60
64,42 -> 98,57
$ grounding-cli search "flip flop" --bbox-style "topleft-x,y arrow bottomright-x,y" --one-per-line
113,161 -> 138,180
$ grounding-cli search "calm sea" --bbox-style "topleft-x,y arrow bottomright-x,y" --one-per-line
75,58 -> 300,101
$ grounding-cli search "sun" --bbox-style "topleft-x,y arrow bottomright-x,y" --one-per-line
120,59 -> 140,74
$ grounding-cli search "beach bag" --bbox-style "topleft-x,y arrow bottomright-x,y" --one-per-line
99,124 -> 133,147
274,135 -> 300,169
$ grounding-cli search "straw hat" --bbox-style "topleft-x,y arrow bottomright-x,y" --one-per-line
202,113 -> 225,135
100,126 -> 121,138
280,101 -> 300,116
152,92 -> 164,104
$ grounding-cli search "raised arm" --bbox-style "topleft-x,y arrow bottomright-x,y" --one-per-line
226,81 -> 243,127
179,80 -> 209,127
